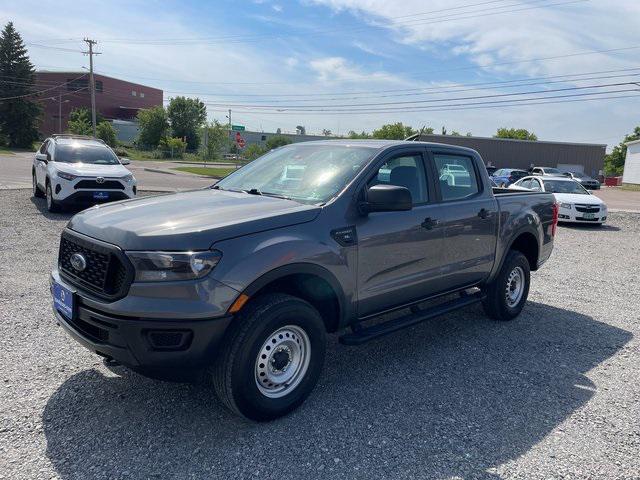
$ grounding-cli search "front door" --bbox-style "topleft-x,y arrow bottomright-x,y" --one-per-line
356,149 -> 444,317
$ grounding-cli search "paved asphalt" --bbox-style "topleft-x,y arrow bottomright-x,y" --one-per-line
0,152 -> 214,191
0,188 -> 639,479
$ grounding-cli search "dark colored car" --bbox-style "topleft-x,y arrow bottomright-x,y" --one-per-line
491,168 -> 529,187
50,140 -> 557,420
562,171 -> 601,189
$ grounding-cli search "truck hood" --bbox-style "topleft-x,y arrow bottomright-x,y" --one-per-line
55,162 -> 132,177
68,189 -> 321,250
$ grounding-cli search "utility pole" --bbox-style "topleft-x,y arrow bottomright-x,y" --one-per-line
83,38 -> 100,138
227,109 -> 232,131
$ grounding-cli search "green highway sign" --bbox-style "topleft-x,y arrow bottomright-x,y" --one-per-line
231,125 -> 245,131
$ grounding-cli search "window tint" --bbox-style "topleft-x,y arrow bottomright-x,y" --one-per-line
369,154 -> 428,204
54,144 -> 120,165
434,154 -> 479,201
39,141 -> 48,154
530,179 -> 542,191
520,179 -> 532,189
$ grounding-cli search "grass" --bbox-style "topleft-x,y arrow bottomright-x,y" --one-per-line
0,146 -> 16,155
621,183 -> 640,192
173,166 -> 236,178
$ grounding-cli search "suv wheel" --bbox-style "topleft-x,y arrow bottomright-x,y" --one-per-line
482,250 -> 530,321
46,182 -> 60,213
32,173 -> 44,198
212,293 -> 326,421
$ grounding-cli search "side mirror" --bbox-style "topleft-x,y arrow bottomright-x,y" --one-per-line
361,184 -> 412,214
119,157 -> 131,165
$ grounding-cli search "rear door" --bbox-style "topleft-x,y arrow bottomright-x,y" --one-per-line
355,148 -> 444,317
431,151 -> 499,291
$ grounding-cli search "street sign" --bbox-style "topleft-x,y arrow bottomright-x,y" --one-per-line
235,131 -> 246,148
238,139 -> 246,148
231,125 -> 245,131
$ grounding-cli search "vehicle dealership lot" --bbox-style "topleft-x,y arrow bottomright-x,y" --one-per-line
1,189 -> 639,479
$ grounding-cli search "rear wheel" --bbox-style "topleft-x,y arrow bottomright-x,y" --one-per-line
211,293 -> 326,421
46,182 -> 60,213
32,172 -> 44,198
482,250 -> 530,321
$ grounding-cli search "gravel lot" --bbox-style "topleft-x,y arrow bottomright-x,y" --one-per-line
1,189 -> 639,480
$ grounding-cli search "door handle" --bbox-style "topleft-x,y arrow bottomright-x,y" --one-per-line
478,208 -> 490,219
421,217 -> 439,230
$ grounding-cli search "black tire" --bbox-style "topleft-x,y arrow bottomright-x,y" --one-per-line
32,172 -> 44,198
211,293 -> 326,421
482,250 -> 530,321
46,181 -> 60,213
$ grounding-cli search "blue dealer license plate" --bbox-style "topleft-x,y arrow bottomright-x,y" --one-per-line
93,191 -> 109,200
52,280 -> 74,319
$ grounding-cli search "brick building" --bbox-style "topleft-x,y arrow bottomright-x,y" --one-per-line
35,71 -> 163,137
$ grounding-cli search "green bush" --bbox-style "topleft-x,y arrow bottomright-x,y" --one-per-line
156,137 -> 186,158
96,121 -> 117,147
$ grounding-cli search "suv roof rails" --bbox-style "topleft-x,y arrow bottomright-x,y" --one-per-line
51,134 -> 105,143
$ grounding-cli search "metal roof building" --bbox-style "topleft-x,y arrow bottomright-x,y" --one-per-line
622,139 -> 640,185
410,133 -> 606,177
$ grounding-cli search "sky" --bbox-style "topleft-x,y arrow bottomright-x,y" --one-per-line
2,0 -> 640,148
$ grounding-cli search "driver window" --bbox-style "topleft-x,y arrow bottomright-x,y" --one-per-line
369,154 -> 428,204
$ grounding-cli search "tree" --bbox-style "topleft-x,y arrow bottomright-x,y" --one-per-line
347,130 -> 371,139
266,135 -> 292,150
244,143 -> 267,161
137,106 -> 168,148
67,107 -> 93,135
202,120 -> 229,160
96,121 -> 116,147
494,127 -> 537,141
604,126 -> 640,175
0,22 -> 41,148
372,122 -> 416,140
167,96 -> 206,150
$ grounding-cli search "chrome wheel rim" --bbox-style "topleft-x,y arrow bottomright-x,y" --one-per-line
255,325 -> 311,399
505,266 -> 525,308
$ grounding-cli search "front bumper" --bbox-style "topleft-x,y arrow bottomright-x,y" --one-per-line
51,176 -> 136,204
558,209 -> 607,224
50,269 -> 237,370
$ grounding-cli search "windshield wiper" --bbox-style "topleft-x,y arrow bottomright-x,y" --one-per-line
244,188 -> 263,195
261,191 -> 293,200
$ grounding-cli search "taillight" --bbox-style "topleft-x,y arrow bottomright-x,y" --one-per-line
551,202 -> 559,236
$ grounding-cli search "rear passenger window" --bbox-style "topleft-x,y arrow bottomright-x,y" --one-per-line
369,154 -> 428,204
434,154 -> 479,201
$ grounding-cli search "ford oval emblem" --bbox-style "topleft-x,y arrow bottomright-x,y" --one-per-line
70,253 -> 87,272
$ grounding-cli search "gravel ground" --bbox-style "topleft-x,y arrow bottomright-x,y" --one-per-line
1,189 -> 639,480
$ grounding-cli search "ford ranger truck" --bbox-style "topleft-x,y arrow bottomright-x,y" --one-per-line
50,140 -> 557,421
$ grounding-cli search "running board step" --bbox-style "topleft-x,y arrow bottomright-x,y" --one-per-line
339,292 -> 485,346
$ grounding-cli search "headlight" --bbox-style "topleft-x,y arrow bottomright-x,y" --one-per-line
126,250 -> 222,282
560,203 -> 572,209
122,174 -> 134,183
57,171 -> 77,181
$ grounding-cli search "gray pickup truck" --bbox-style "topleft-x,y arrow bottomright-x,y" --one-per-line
50,140 -> 557,420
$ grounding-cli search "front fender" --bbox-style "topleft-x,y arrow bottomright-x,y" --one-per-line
210,224 -> 357,323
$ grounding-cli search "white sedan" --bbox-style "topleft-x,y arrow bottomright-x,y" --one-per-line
509,176 -> 608,225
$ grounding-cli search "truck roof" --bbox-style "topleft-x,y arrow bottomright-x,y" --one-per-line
288,139 -> 480,155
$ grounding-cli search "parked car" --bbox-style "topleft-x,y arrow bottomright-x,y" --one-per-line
33,134 -> 136,212
51,140 -> 557,420
530,166 -> 564,176
491,168 -> 529,187
510,175 -> 607,225
562,171 -> 601,190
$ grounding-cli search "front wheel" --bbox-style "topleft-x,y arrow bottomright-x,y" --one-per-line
482,250 -> 530,321
33,173 -> 44,198
211,293 -> 326,421
46,182 -> 60,213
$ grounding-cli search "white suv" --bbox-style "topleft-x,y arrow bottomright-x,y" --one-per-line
32,135 -> 137,212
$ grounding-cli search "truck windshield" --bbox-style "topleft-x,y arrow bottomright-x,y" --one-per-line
55,144 -> 120,165
214,144 -> 375,204
543,180 -> 589,194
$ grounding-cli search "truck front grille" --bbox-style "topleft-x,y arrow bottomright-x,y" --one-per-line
58,231 -> 132,300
